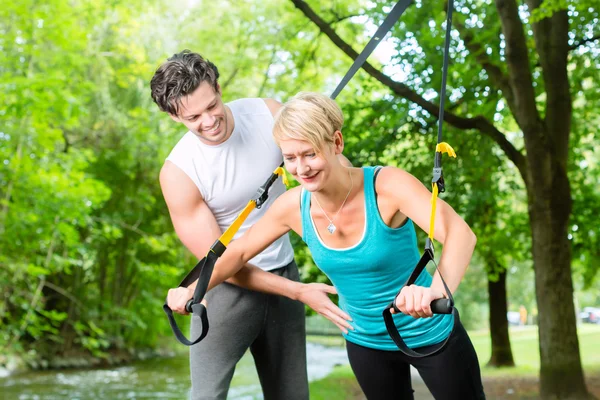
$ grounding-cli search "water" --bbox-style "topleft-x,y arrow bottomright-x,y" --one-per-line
0,342 -> 349,400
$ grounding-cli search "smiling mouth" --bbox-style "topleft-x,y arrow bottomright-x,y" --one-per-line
300,172 -> 319,180
203,119 -> 221,134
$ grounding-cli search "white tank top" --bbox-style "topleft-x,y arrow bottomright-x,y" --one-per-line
166,98 -> 294,271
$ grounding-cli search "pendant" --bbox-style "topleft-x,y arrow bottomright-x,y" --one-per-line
327,223 -> 336,234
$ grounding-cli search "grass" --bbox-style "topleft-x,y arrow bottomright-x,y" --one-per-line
306,334 -> 346,347
309,365 -> 362,400
308,324 -> 600,398
471,324 -> 600,377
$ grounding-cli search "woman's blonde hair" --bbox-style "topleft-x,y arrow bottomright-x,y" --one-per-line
273,92 -> 344,153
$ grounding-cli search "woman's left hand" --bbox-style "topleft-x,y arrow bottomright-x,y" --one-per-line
390,285 -> 445,318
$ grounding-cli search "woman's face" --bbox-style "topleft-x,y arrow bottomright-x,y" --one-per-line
280,139 -> 335,192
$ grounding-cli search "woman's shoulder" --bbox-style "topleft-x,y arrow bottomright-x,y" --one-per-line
268,186 -> 303,233
372,165 -> 411,181
373,166 -> 424,197
273,186 -> 303,210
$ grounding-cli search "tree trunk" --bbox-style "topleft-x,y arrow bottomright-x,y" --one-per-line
487,269 -> 515,367
527,161 -> 591,399
112,235 -> 129,308
98,246 -> 107,301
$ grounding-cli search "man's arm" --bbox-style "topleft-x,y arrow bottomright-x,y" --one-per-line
160,161 -> 221,260
160,161 -> 301,293
163,186 -> 303,293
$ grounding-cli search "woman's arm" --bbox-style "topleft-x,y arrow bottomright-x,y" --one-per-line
208,189 -> 299,289
166,188 -> 354,331
167,189 -> 297,306
228,265 -> 353,333
377,167 -> 477,318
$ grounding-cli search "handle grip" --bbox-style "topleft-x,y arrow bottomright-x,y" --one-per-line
185,299 -> 194,313
431,298 -> 453,314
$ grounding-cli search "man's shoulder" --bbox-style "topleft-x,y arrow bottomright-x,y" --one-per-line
160,159 -> 190,183
166,131 -> 195,159
159,160 -> 200,197
226,97 -> 261,109
227,98 -> 280,117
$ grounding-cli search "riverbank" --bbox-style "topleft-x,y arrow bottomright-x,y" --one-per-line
0,347 -> 176,379
1,340 -> 350,399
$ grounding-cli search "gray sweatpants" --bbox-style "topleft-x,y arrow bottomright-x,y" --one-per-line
189,260 -> 308,400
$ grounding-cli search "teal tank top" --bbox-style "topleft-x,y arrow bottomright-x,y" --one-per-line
301,166 -> 453,350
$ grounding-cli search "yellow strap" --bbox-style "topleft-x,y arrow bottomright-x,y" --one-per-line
429,182 -> 439,240
218,201 -> 257,246
274,167 -> 289,186
428,142 -> 456,241
214,165 -> 286,248
436,142 -> 457,158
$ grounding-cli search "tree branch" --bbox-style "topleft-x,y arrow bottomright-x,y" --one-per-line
525,0 -> 571,165
289,0 -> 527,179
220,67 -> 240,92
453,17 -> 517,114
44,281 -> 84,309
257,42 -> 280,98
90,216 -> 148,237
569,33 -> 600,51
494,0 -> 541,132
221,35 -> 247,91
329,12 -> 363,24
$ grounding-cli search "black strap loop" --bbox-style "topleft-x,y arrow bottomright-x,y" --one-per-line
383,305 -> 458,358
163,249 -> 219,346
383,245 -> 456,357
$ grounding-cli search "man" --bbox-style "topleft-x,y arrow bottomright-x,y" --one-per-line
150,50 -> 351,400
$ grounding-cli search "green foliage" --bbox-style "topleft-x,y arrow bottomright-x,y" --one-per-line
0,0 -> 190,362
1,0 -> 598,367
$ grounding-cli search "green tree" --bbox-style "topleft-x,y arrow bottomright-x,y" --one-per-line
289,0 -> 599,397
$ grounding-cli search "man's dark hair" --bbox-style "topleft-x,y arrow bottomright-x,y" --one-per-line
150,50 -> 220,115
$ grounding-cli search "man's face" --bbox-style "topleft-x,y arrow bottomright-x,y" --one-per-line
170,81 -> 232,145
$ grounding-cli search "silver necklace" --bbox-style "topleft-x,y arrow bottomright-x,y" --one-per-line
312,169 -> 354,234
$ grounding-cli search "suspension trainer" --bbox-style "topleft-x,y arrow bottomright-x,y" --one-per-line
165,0 -> 437,346
382,0 -> 460,357
164,165 -> 288,346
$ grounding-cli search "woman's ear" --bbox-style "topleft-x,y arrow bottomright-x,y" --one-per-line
333,130 -> 345,154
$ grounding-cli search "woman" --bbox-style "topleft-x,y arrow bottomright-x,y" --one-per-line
168,92 -> 485,399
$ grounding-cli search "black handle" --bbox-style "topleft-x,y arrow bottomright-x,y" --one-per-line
185,298 -> 194,313
383,297 -> 458,358
431,298 -> 453,314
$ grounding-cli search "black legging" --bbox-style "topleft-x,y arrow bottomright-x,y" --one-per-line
346,321 -> 486,400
